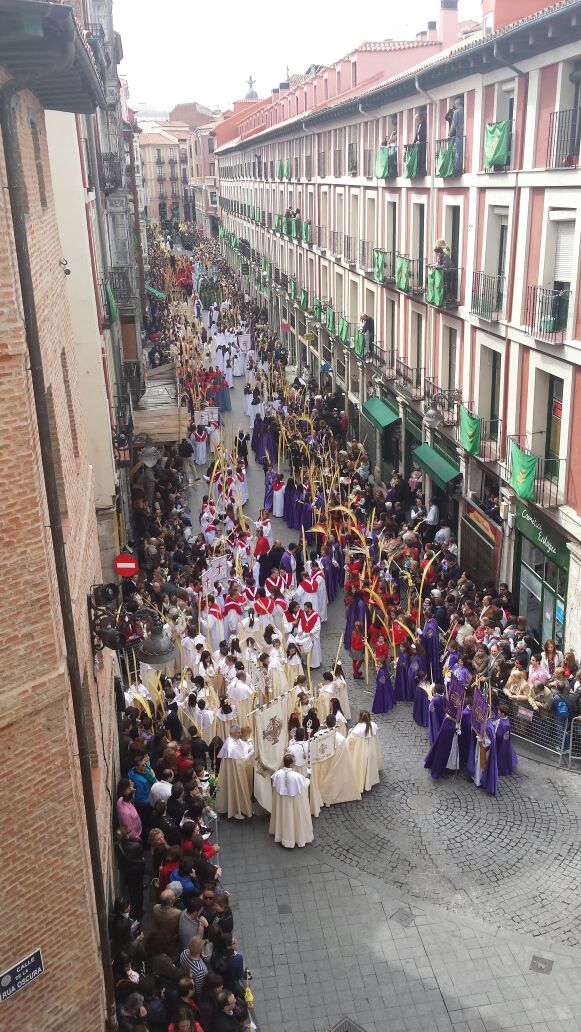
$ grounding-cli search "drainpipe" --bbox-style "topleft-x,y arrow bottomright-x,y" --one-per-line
415,76 -> 439,387
0,62 -> 118,1032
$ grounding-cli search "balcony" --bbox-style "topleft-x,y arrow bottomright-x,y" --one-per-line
343,235 -> 357,264
403,142 -> 427,178
395,357 -> 424,400
484,120 -> 512,172
97,278 -> 112,329
329,230 -> 342,257
425,377 -> 462,426
434,136 -> 465,177
294,157 -> 301,179
180,151 -> 188,163
501,434 -> 565,507
157,173 -> 165,184
301,219 -> 312,245
470,272 -> 505,322
333,149 -> 343,177
348,142 -> 358,175
547,108 -> 581,169
317,152 -> 326,177
375,144 -> 398,179
110,266 -> 137,311
99,152 -> 122,193
315,224 -> 327,249
121,360 -> 145,407
168,156 -> 177,165
455,413 -> 504,462
524,285 -> 570,344
305,155 -> 313,179
370,341 -> 397,381
155,157 -> 165,166
363,148 -> 373,177
394,254 -> 424,295
359,239 -> 375,272
425,263 -> 462,310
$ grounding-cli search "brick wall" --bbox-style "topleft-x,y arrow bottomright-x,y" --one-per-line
0,84 -> 117,1028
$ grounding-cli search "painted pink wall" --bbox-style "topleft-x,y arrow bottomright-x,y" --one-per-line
524,189 -> 544,319
518,347 -> 530,436
481,85 -> 495,169
566,367 -> 581,514
534,64 -> 559,168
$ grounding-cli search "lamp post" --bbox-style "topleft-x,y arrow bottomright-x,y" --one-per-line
423,392 -> 446,430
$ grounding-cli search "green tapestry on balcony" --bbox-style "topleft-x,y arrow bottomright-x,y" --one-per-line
302,220 -> 311,244
282,216 -> 289,235
290,278 -> 297,301
484,120 -> 511,168
510,442 -> 537,501
375,145 -> 390,178
299,288 -> 308,311
325,306 -> 335,334
291,218 -> 299,239
404,144 -> 419,178
426,266 -> 444,306
274,214 -> 281,232
314,297 -> 322,320
262,256 -> 267,271
338,317 -> 350,343
354,329 -> 365,358
435,142 -> 454,178
267,261 -> 272,278
255,207 -> 261,221
218,225 -> 224,238
395,255 -> 410,292
105,281 -> 118,322
459,406 -> 481,456
276,159 -> 283,178
373,248 -> 385,284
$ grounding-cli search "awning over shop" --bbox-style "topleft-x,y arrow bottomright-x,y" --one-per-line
145,285 -> 166,299
361,397 -> 399,432
413,443 -> 460,491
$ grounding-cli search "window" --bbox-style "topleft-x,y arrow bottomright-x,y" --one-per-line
546,375 -> 563,482
208,137 -> 215,153
491,351 -> 501,424
209,162 -> 215,176
61,350 -> 79,458
443,327 -> 457,389
30,119 -> 47,208
171,182 -> 178,197
411,311 -> 423,372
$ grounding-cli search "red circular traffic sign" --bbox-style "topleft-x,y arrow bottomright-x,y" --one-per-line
113,553 -> 139,578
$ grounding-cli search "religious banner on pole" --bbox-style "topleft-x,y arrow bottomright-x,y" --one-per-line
308,730 -> 337,764
253,694 -> 295,813
471,683 -> 490,739
201,554 -> 230,592
445,673 -> 466,722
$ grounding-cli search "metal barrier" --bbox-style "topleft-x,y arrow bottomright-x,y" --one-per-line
567,715 -> 581,770
506,699 -> 569,765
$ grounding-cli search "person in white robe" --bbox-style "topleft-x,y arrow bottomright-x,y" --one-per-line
315,672 -> 336,722
298,604 -> 322,669
346,710 -> 382,793
286,729 -> 309,773
331,664 -> 351,720
272,475 -> 285,518
269,754 -> 314,848
192,699 -> 215,745
216,726 -> 253,819
192,426 -> 208,466
311,565 -> 328,623
227,673 -> 255,727
312,716 -> 362,806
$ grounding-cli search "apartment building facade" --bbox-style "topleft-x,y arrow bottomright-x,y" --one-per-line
140,120 -> 192,224
0,1 -> 120,1026
217,0 -> 581,655
190,121 -> 220,235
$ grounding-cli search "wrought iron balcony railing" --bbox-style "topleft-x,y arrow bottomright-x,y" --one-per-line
329,230 -> 342,257
434,136 -> 465,177
470,271 -> 505,321
395,357 -> 425,400
315,224 -> 327,249
455,413 -> 504,462
546,107 -> 581,169
425,263 -> 462,309
359,239 -> 375,272
501,434 -> 565,507
99,152 -> 122,193
424,377 -> 463,426
524,284 -> 570,344
343,235 -> 357,264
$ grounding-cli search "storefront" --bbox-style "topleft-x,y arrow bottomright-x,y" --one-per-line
360,395 -> 400,484
460,502 -> 501,585
403,408 -> 423,478
411,438 -> 461,525
514,501 -> 569,648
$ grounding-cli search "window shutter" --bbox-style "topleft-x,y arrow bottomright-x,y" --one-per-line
554,221 -> 574,281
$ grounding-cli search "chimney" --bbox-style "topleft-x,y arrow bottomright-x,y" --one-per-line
416,30 -> 428,39
427,20 -> 438,40
439,0 -> 459,48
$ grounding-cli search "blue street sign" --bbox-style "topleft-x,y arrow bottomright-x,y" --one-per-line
0,949 -> 44,1002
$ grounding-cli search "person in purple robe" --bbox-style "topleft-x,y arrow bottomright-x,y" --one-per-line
259,422 -> 276,466
466,717 -> 499,794
290,485 -> 304,531
331,537 -> 345,588
424,713 -> 460,779
394,646 -> 411,703
343,591 -> 369,650
420,606 -> 442,683
428,685 -> 447,744
372,660 -> 395,714
458,690 -> 474,771
280,545 -> 297,588
408,644 -> 428,709
283,478 -> 296,525
494,703 -> 518,776
320,549 -> 336,604
263,464 -> 276,512
251,414 -> 262,457
301,496 -> 314,543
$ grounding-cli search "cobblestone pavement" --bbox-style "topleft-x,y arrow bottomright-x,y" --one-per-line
200,367 -> 581,1032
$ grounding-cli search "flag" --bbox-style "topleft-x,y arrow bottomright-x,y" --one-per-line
510,442 -> 537,500
373,248 -> 385,284
374,145 -> 390,178
459,406 -> 481,455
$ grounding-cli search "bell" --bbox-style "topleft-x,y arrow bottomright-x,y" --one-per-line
136,620 -> 179,667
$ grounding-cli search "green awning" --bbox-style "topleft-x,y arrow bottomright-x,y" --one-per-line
413,443 -> 460,491
362,397 -> 400,432
145,284 -> 166,299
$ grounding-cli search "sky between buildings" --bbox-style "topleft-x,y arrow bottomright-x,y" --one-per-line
114,0 -> 483,114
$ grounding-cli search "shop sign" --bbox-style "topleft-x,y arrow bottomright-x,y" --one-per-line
466,503 -> 499,544
515,501 -> 570,570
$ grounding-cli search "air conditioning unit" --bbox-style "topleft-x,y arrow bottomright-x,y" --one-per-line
500,500 -> 510,521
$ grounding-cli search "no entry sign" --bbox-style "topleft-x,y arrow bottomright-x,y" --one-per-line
113,553 -> 139,578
